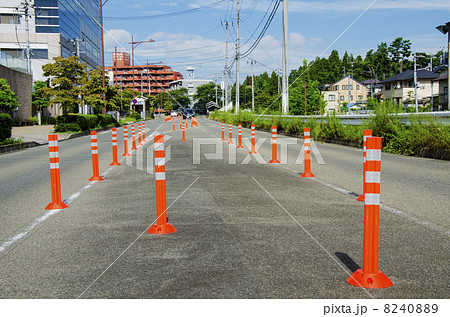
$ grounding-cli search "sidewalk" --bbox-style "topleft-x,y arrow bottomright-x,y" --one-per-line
12,125 -> 73,144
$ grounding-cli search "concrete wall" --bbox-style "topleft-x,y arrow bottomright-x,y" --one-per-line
0,64 -> 32,122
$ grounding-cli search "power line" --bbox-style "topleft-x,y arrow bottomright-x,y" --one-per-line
104,0 -> 226,20
240,0 -> 280,58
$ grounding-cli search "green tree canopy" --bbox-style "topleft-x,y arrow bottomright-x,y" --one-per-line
168,87 -> 190,110
0,78 -> 19,113
194,83 -> 220,113
42,56 -> 86,114
79,66 -> 106,113
32,80 -> 50,110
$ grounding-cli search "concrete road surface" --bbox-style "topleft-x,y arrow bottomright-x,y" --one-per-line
0,117 -> 448,299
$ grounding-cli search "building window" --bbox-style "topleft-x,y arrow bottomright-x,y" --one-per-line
36,26 -> 59,33
348,85 -> 353,90
0,14 -> 20,24
35,17 -> 59,25
188,83 -> 194,88
328,95 -> 336,101
35,8 -> 58,16
340,95 -> 345,101
409,81 -> 414,88
336,85 -> 339,90
30,49 -> 48,59
349,95 -> 353,101
342,85 -> 346,90
385,83 -> 391,90
34,0 -> 58,6
358,95 -> 363,100
357,85 -> 360,90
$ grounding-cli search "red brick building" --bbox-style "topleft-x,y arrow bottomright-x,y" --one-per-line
106,52 -> 183,95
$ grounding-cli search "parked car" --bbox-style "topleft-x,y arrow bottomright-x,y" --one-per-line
171,110 -> 177,117
183,108 -> 195,119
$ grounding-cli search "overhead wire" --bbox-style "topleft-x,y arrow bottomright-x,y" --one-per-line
104,0 -> 226,20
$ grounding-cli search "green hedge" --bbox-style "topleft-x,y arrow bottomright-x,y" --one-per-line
0,113 -> 13,141
55,114 -> 119,132
54,122 -> 81,133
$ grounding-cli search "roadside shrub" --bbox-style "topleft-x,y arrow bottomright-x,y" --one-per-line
96,114 -> 119,128
29,116 -> 38,125
54,122 -> 81,132
0,113 -> 13,141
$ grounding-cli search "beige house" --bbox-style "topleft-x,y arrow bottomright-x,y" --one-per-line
381,69 -> 438,107
323,76 -> 368,112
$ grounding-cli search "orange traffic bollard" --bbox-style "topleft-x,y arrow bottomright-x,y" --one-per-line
142,122 -> 147,142
236,123 -> 244,149
147,134 -> 177,234
193,117 -> 198,127
228,122 -> 234,144
164,115 -> 171,122
191,118 -> 194,128
179,116 -> 182,129
45,134 -> 68,210
110,128 -> 121,166
122,125 -> 131,157
185,118 -> 189,129
131,124 -> 137,150
249,124 -> 257,154
357,129 -> 372,201
89,131 -> 104,181
347,137 -> 393,289
172,117 -> 176,131
181,121 -> 186,141
221,122 -> 226,141
300,128 -> 315,177
269,126 -> 280,163
137,123 -> 143,146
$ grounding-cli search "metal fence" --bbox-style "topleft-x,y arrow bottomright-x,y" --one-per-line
246,111 -> 450,126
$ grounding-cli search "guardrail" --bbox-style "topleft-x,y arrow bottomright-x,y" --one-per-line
245,111 -> 450,126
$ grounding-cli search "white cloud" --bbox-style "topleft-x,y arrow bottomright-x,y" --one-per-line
290,0 -> 450,13
104,29 -> 132,51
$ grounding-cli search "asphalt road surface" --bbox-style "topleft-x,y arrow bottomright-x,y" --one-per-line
0,117 -> 448,299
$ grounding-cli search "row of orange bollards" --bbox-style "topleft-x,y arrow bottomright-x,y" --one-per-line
46,123 -> 150,211
219,121 -> 392,289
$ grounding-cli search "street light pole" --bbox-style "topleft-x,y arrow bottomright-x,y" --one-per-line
100,0 -> 109,115
436,21 -> 450,110
129,36 -> 155,99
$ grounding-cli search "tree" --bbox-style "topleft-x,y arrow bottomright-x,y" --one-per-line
32,81 -> 50,111
0,78 -> 19,114
42,56 -> 86,114
79,66 -> 106,113
388,37 -> 412,73
168,87 -> 190,110
193,83 -> 219,113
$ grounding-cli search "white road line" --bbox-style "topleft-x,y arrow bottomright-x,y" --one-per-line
0,141 -> 133,255
0,210 -> 61,253
277,164 -> 449,236
252,177 -> 374,297
77,177 -> 200,298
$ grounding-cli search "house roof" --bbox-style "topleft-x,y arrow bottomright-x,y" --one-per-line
381,69 -> 439,83
362,79 -> 382,85
433,73 -> 448,81
326,75 -> 366,90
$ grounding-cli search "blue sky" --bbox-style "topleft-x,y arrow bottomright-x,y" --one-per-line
101,0 -> 450,82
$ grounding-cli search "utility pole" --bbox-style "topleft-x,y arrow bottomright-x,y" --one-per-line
304,81 -> 307,115
130,36 -> 155,98
414,53 -> 418,113
221,71 -> 224,109
430,55 -> 434,112
277,68 -> 281,112
72,38 -> 85,58
215,74 -> 218,105
222,21 -> 230,111
235,0 -> 240,113
16,1 -> 33,74
250,61 -> 255,112
281,0 -> 289,115
100,0 -> 109,114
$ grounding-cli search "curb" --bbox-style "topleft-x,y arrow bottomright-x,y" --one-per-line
0,141 -> 40,154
